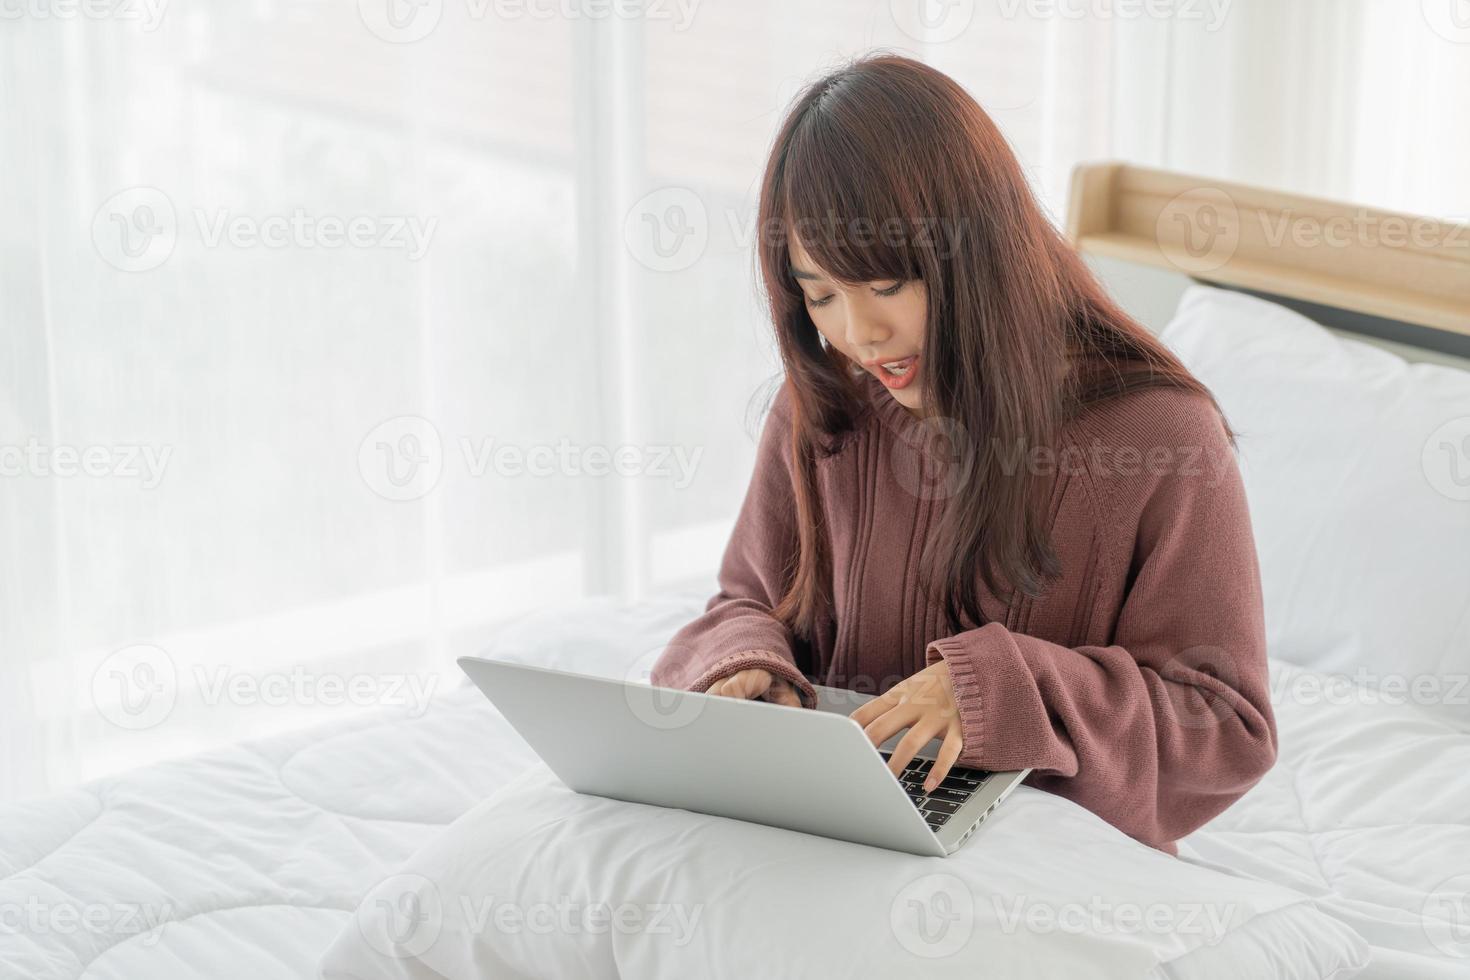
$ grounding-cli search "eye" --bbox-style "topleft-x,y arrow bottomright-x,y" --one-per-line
805,293 -> 836,309
872,281 -> 904,297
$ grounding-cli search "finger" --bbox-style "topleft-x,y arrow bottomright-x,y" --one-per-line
712,669 -> 771,701
886,717 -> 946,780
861,700 -> 920,751
735,669 -> 772,700
708,674 -> 746,699
925,724 -> 965,793
765,679 -> 801,708
849,685 -> 903,727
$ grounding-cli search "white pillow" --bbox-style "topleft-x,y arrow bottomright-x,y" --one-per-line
322,765 -> 1366,980
1160,286 -> 1470,716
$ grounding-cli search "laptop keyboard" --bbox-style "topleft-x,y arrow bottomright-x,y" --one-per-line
880,752 -> 990,832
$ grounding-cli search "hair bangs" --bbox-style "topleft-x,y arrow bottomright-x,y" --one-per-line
774,114 -> 925,288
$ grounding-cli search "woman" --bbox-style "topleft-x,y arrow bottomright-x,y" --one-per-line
651,54 -> 1276,853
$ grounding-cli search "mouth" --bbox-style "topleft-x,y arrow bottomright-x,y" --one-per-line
863,354 -> 921,391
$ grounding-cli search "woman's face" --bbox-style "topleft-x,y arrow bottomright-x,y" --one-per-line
788,235 -> 929,416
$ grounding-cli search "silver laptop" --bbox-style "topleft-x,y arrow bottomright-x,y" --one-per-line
458,657 -> 1029,857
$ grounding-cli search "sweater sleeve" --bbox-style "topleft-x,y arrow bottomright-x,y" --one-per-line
926,408 -> 1277,849
650,384 -> 819,708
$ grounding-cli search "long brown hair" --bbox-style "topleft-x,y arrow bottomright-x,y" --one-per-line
757,54 -> 1227,638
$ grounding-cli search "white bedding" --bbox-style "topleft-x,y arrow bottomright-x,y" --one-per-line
1180,660 -> 1470,980
0,681 -> 535,979
1,594 -> 1466,978
326,764 -> 1365,980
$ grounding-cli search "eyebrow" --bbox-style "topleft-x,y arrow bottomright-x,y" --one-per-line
789,265 -> 824,282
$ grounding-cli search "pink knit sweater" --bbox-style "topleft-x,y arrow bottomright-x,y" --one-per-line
652,371 -> 1277,852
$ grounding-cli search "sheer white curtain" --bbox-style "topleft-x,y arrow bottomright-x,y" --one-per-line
1,0 -> 1462,802
1109,0 -> 1470,222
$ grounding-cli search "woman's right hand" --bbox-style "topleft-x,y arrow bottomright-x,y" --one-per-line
707,668 -> 802,707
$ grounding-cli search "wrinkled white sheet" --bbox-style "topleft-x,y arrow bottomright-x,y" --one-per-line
323,763 -> 1367,980
1,595 -> 1464,978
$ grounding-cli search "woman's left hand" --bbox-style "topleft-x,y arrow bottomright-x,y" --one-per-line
849,659 -> 964,793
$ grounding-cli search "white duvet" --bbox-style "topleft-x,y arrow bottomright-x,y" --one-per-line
324,763 -> 1368,980
1,594 -> 1467,978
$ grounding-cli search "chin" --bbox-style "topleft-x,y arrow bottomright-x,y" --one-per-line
889,386 -> 924,415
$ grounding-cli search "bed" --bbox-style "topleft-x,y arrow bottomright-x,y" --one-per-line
2,597 -> 1465,978
3,165 -> 1467,979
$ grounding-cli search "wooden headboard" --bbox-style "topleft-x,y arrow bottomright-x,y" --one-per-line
1066,163 -> 1470,346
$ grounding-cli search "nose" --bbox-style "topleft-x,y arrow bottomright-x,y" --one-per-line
843,296 -> 892,352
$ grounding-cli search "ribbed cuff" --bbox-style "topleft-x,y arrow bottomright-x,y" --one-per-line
927,633 -> 992,765
928,623 -> 1072,776
691,650 -> 817,708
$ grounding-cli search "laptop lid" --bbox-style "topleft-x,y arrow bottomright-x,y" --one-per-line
457,656 -> 948,857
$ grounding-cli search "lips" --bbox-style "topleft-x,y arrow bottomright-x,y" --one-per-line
864,354 -> 920,390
